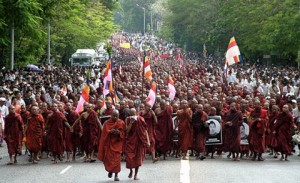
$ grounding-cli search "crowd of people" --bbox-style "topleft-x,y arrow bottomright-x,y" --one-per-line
0,32 -> 300,181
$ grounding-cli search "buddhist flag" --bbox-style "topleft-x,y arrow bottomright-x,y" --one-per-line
114,88 -> 122,103
225,36 -> 241,66
168,75 -> 176,101
144,56 -> 152,81
76,83 -> 90,113
103,60 -> 113,96
120,42 -> 131,49
146,81 -> 157,107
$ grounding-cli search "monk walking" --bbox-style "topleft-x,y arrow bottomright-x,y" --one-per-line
47,103 -> 72,163
98,110 -> 126,181
4,106 -> 24,165
125,108 -> 150,180
141,103 -> 159,162
154,101 -> 173,160
249,100 -> 268,161
177,100 -> 193,160
273,105 -> 296,161
223,102 -> 243,161
192,104 -> 209,160
73,103 -> 100,162
25,106 -> 44,164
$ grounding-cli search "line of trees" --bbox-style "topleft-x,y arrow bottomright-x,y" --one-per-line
0,0 -> 119,68
116,0 -> 300,63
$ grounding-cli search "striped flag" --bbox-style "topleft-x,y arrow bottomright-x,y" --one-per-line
168,75 -> 176,101
76,83 -> 89,113
103,60 -> 113,96
224,36 -> 241,75
146,81 -> 157,107
225,36 -> 241,66
144,56 -> 152,81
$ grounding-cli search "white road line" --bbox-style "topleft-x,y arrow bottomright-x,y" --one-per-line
60,166 -> 72,175
180,157 -> 190,183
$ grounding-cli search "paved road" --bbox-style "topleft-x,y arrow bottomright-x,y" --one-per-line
0,143 -> 300,183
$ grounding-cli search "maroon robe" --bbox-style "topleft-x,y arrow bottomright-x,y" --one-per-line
141,111 -> 156,153
47,111 -> 67,155
125,116 -> 148,168
274,112 -> 295,154
98,119 -> 125,173
266,112 -> 279,148
4,113 -> 24,154
223,110 -> 243,152
155,107 -> 174,154
81,110 -> 100,154
65,110 -> 81,152
26,114 -> 44,153
192,111 -> 208,153
177,109 -> 193,153
249,108 -> 268,153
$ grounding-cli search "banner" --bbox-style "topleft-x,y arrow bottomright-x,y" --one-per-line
205,116 -> 222,145
240,117 -> 250,145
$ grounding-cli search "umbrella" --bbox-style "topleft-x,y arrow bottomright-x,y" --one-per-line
26,64 -> 44,72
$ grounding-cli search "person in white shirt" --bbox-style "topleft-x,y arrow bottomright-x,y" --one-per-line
0,97 -> 8,147
261,79 -> 270,97
282,81 -> 295,96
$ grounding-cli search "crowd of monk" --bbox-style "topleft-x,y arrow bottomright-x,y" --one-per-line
1,33 -> 300,181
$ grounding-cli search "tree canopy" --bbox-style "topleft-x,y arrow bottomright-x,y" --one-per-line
0,0 -> 119,68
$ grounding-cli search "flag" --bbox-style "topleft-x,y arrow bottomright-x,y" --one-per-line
114,88 -> 122,103
76,83 -> 89,113
144,56 -> 152,81
225,36 -> 241,66
168,75 -> 176,101
120,42 -> 131,49
103,60 -> 113,96
146,81 -> 157,107
203,44 -> 207,58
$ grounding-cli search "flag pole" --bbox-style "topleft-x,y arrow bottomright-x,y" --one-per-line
142,50 -> 146,102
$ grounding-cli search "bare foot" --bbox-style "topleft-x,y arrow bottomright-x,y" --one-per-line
52,161 -> 57,164
128,172 -> 133,178
6,161 -> 13,165
114,177 -> 120,181
65,159 -> 70,163
152,157 -> 159,163
108,172 -> 112,178
33,160 -> 38,164
134,176 -> 140,180
182,156 -> 188,160
14,159 -> 18,164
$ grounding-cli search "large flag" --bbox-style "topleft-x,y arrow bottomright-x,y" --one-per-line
146,81 -> 157,107
168,75 -> 176,101
144,56 -> 152,81
225,36 -> 241,66
76,83 -> 90,113
103,60 -> 113,96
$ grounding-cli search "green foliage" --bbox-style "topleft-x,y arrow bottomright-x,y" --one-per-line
162,0 -> 300,60
0,0 -> 118,68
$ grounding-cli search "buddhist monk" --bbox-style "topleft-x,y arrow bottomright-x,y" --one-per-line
125,108 -> 150,180
177,100 -> 193,160
223,102 -> 243,161
47,103 -> 72,163
273,105 -> 296,161
98,110 -> 126,181
25,106 -> 44,164
249,100 -> 268,161
154,100 -> 173,160
141,102 -> 159,162
266,105 -> 279,158
65,102 -> 82,162
73,103 -> 101,162
4,106 -> 24,165
192,104 -> 208,160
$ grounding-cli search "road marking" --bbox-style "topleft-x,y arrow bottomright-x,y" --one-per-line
180,156 -> 190,183
60,166 -> 72,175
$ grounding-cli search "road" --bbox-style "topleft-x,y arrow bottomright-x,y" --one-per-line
0,143 -> 300,183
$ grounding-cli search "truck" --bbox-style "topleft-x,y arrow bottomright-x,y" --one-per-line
70,49 -> 98,67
